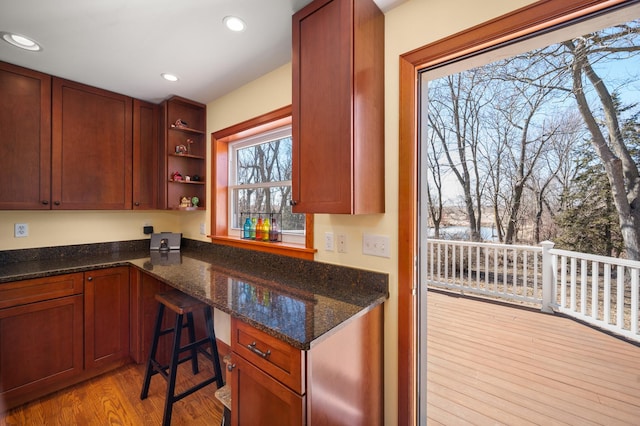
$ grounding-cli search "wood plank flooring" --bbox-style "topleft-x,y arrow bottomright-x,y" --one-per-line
1,359 -> 223,425
427,289 -> 640,425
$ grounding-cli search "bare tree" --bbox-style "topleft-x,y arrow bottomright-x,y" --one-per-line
424,124 -> 445,238
560,23 -> 640,259
427,70 -> 491,241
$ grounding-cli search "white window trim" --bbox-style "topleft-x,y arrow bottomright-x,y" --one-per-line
227,124 -> 305,244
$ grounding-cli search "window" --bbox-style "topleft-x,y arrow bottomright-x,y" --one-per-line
211,105 -> 315,260
227,124 -> 306,244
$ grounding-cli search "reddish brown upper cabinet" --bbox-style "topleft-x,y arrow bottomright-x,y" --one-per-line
52,78 -> 133,209
160,96 -> 206,210
133,99 -> 160,210
0,61 -> 52,210
292,0 -> 384,214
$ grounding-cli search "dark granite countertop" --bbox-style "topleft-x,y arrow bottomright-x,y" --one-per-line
0,239 -> 388,350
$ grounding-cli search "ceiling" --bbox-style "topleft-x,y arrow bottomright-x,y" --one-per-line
0,0 -> 405,105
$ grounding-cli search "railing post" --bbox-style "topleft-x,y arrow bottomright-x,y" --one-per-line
540,240 -> 555,313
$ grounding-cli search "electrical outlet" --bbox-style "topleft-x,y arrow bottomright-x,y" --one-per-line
200,223 -> 207,235
362,233 -> 390,258
337,233 -> 347,253
14,223 -> 29,238
324,232 -> 334,251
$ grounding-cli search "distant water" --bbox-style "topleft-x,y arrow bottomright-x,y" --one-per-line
427,226 -> 498,241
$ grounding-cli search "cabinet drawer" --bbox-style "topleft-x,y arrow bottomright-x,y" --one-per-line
0,273 -> 84,309
232,319 -> 305,394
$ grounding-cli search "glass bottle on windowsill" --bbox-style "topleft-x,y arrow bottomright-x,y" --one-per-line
243,217 -> 251,239
270,218 -> 279,242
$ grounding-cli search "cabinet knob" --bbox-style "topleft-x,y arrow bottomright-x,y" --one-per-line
42,200 -> 49,205
87,276 -> 93,281
289,200 -> 298,206
134,202 -> 140,206
227,363 -> 236,372
54,201 -> 61,206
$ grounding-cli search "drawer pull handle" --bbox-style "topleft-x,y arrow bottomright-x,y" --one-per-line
247,341 -> 271,358
227,363 -> 236,372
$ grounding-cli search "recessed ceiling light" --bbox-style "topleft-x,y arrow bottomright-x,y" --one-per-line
223,16 -> 246,32
161,73 -> 179,82
1,31 -> 42,51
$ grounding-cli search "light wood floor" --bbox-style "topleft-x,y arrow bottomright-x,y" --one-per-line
1,359 -> 224,425
427,289 -> 640,425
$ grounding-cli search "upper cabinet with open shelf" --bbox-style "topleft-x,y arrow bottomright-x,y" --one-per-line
160,96 -> 207,210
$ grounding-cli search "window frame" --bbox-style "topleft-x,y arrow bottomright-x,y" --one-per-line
210,105 -> 315,260
397,0 -> 631,425
227,123 -> 305,244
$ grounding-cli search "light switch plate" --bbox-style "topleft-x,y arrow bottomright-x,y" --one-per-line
324,232 -> 334,251
362,233 -> 390,258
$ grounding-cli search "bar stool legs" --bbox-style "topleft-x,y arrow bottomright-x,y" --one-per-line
140,290 -> 224,426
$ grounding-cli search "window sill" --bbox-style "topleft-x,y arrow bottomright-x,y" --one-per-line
210,235 -> 317,261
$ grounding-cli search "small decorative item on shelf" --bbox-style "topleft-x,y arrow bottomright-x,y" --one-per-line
192,174 -> 200,181
186,138 -> 194,154
171,171 -> 182,181
191,196 -> 199,207
175,144 -> 187,154
239,212 -> 282,242
172,118 -> 188,128
184,175 -> 191,182
179,196 -> 191,208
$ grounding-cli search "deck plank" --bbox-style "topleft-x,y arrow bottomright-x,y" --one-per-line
427,289 -> 640,425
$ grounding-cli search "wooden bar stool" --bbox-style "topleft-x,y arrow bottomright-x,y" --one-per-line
140,290 -> 224,426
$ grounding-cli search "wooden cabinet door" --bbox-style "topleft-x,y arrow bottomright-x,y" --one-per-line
292,0 -> 352,214
292,0 -> 384,214
133,99 -> 159,209
230,354 -> 305,426
0,294 -> 83,409
84,267 -> 130,370
52,78 -> 133,209
0,61 -> 51,209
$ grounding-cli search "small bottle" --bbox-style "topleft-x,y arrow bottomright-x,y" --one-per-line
250,217 -> 257,240
256,217 -> 263,240
270,218 -> 279,241
243,217 -> 251,239
262,217 -> 270,241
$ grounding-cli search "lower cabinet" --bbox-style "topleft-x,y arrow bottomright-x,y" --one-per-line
84,266 -> 130,371
229,303 -> 383,426
130,268 -> 171,365
0,267 -> 131,410
231,354 -> 305,426
0,273 -> 84,409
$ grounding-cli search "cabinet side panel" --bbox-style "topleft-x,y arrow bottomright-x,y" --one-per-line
307,305 -> 384,426
353,0 -> 385,214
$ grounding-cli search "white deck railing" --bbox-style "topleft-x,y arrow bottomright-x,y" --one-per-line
426,239 -> 640,343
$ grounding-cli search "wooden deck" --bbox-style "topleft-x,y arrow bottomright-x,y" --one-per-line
427,289 -> 640,425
